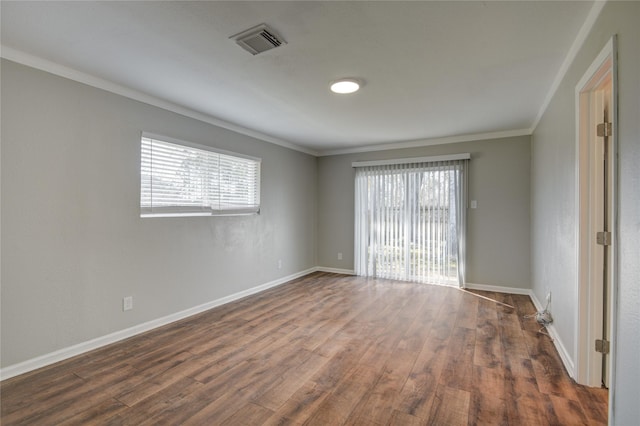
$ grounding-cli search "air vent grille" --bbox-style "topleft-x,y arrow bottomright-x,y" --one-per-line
231,24 -> 286,55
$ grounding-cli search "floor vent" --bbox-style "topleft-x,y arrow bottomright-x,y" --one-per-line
231,24 -> 286,55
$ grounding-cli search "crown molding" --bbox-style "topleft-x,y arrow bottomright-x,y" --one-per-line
318,128 -> 532,157
3,0 -> 606,161
530,0 -> 608,132
0,45 -> 319,157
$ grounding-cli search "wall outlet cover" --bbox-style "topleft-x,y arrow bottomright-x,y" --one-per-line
123,296 -> 133,311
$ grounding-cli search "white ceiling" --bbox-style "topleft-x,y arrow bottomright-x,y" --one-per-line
1,1 -> 595,154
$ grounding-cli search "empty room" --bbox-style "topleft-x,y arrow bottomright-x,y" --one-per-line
1,1 -> 638,425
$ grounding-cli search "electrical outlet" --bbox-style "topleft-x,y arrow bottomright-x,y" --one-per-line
278,259 -> 282,269
337,252 -> 343,260
123,296 -> 133,311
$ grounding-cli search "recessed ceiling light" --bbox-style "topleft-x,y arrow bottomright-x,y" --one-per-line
330,78 -> 362,94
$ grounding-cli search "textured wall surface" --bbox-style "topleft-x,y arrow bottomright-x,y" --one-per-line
531,2 -> 639,423
318,136 -> 531,288
1,60 -> 317,367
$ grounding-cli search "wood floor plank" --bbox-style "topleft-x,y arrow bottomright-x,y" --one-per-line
474,296 -> 503,369
468,365 -> 508,426
394,331 -> 451,418
77,365 -> 148,402
309,336 -> 373,392
64,347 -> 135,380
185,340 -> 315,424
344,349 -> 418,425
111,377 -> 205,425
455,291 -> 479,329
357,318 -> 409,368
189,330 -> 287,384
521,330 -> 580,402
252,352 -> 329,411
263,383 -> 330,425
1,373 -> 85,416
386,409 -> 424,426
222,402 -> 275,425
0,272 -> 607,425
440,326 -> 476,392
179,388 -> 253,425
2,363 -> 147,425
303,363 -> 382,426
57,399 -> 128,426
575,384 -> 609,424
503,357 -> 551,425
114,352 -> 197,407
2,378 -> 122,425
426,384 -> 471,426
547,394 -> 590,425
132,368 -> 252,425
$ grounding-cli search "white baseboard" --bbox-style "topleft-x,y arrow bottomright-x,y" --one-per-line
0,267 -> 317,381
1,270 -> 576,383
464,282 -> 532,295
315,267 -> 355,275
529,292 -> 575,377
466,282 -> 575,378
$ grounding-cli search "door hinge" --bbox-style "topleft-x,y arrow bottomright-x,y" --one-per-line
597,122 -> 612,137
595,339 -> 610,354
596,231 -> 612,246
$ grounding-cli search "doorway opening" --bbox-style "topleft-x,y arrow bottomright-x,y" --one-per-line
575,36 -> 617,396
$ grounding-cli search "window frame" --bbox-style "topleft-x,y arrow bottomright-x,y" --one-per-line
140,132 -> 261,218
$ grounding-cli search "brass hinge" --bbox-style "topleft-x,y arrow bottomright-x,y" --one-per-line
597,122 -> 612,137
595,339 -> 610,354
596,231 -> 612,246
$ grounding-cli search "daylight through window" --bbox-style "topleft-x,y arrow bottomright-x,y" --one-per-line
140,135 -> 260,217
354,155 -> 469,287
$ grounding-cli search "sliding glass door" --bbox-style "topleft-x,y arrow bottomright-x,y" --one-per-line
354,158 -> 468,286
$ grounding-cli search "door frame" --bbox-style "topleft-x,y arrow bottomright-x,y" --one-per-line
574,35 -> 618,395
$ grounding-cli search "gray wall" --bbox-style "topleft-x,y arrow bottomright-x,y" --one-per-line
1,60 -> 317,367
531,2 -> 639,423
318,136 -> 531,289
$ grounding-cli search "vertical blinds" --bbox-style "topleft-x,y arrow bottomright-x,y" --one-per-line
354,158 -> 468,286
141,136 -> 260,217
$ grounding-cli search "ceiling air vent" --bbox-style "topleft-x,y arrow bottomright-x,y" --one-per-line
230,24 -> 286,55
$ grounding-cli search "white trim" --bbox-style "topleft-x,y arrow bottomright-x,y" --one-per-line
575,40 -> 614,93
1,270 -> 570,387
530,0 -> 607,132
319,129 -> 530,157
0,47 -> 532,158
466,282 -> 575,377
530,291 -> 576,377
574,37 -> 614,387
574,37 -> 618,426
0,267 -> 316,381
608,35 -> 618,426
315,267 -> 355,275
464,282 -> 532,296
352,153 -> 470,168
0,46 -> 318,157
0,0 -> 608,161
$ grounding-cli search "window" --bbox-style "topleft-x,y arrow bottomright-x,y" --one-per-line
140,134 -> 260,217
354,154 -> 469,286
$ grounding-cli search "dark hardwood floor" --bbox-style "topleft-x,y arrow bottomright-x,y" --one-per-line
1,272 -> 608,425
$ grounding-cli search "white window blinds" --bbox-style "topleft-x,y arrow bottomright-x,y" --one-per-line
354,156 -> 468,287
141,135 -> 261,217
